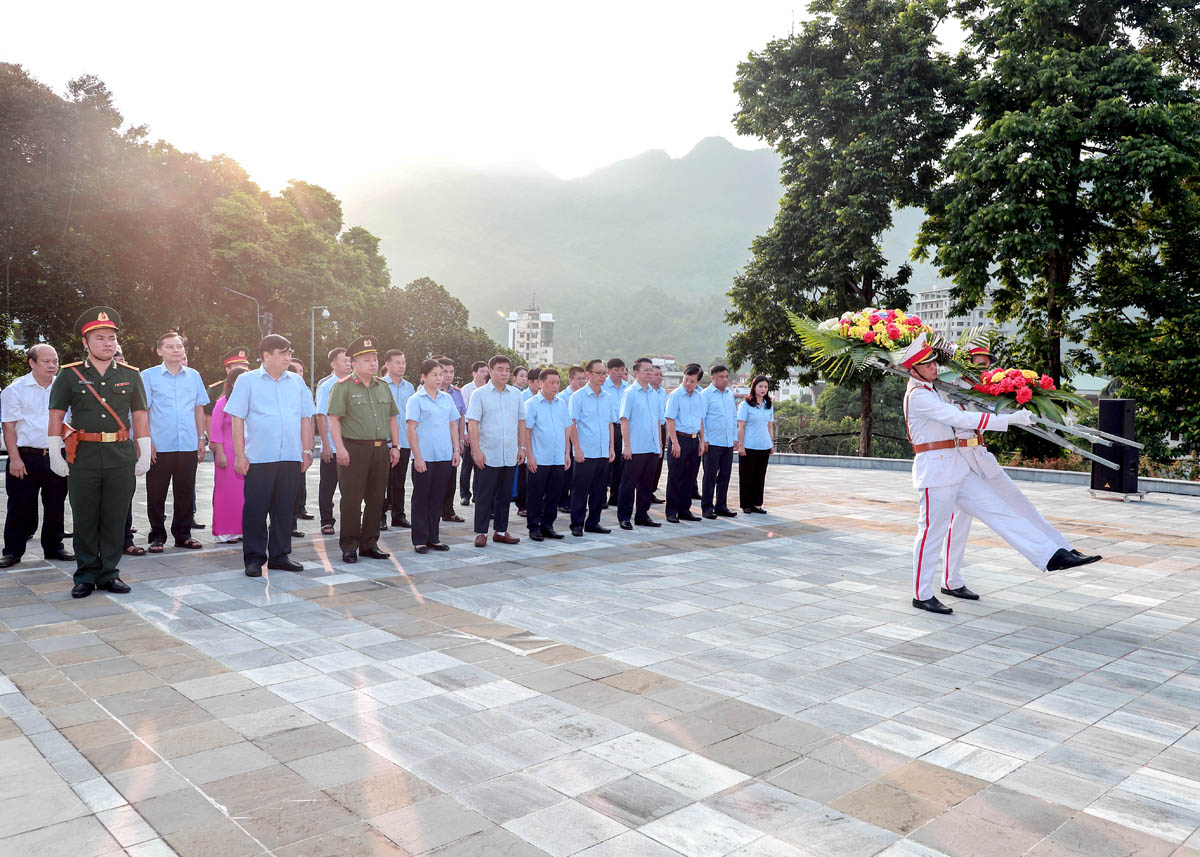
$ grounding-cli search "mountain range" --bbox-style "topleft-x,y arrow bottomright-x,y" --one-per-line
340,137 -> 945,365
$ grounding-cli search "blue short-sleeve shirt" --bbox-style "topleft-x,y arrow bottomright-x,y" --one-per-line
665,385 -> 705,435
619,382 -> 662,455
737,400 -> 775,450
701,385 -> 738,447
524,392 -> 571,464
404,386 -> 458,462
224,367 -> 316,464
315,375 -> 339,454
384,375 -> 416,449
141,364 -> 208,452
601,377 -> 630,423
569,386 -> 616,459
465,383 -> 525,467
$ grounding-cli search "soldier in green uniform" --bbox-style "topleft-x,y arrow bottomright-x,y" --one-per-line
326,335 -> 400,564
48,307 -> 152,598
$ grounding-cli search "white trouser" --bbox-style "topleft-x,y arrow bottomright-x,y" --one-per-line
913,472 -> 1060,601
943,471 -> 1071,589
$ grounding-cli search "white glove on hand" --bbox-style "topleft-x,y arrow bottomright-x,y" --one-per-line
1009,410 -> 1035,427
48,436 -> 70,478
135,437 -> 153,476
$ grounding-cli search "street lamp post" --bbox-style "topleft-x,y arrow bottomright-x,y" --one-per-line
310,306 -> 330,391
223,287 -> 264,342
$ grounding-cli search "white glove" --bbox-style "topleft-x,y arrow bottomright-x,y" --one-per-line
1009,410 -> 1034,427
134,437 -> 153,476
48,436 -> 70,478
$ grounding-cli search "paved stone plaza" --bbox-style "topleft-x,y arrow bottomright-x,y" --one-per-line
3,462 -> 1200,857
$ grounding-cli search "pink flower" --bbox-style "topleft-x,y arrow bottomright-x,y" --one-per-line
886,324 -> 901,339
1039,375 -> 1055,390
1012,374 -> 1028,387
886,310 -> 897,320
863,331 -> 876,343
1016,387 -> 1033,404
869,314 -> 882,325
907,315 -> 922,326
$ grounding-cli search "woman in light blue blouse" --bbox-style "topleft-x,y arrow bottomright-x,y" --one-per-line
737,375 -> 774,514
405,359 -> 461,554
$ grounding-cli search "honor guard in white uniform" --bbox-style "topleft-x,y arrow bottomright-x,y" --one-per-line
900,335 -> 1092,615
941,344 -> 1102,593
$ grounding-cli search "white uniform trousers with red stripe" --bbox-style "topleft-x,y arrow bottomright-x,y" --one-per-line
943,472 -> 1072,590
913,472 -> 1060,601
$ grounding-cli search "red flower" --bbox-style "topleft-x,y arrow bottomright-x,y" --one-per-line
869,314 -> 882,325
907,315 -> 922,326
886,324 -> 901,339
1016,387 -> 1033,404
1012,374 -> 1028,387
981,370 -> 994,384
886,310 -> 897,320
1039,375 -> 1055,390
863,331 -> 876,343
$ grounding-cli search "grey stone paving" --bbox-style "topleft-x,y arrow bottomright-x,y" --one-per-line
2,462 -> 1200,856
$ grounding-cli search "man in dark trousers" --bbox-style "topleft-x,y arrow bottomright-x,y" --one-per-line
567,359 -> 615,537
665,363 -> 706,524
617,357 -> 662,529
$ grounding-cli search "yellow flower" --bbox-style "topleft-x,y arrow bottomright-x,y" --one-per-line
1021,370 -> 1036,380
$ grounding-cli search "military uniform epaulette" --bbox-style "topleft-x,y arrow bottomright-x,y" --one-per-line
118,362 -> 139,371
60,361 -> 83,369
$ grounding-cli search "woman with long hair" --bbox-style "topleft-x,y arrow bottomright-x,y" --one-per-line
405,359 -> 461,553
737,374 -> 774,514
210,366 -> 248,542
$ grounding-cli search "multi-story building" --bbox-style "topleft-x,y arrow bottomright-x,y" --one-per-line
507,303 -> 554,366
909,287 -> 1015,339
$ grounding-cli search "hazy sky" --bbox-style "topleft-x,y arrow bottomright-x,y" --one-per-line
10,1 -> 814,192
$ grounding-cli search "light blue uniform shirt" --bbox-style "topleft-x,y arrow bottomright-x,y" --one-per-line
224,367 -> 315,464
601,377 -> 630,423
654,386 -> 667,426
665,385 -> 705,435
737,400 -> 775,450
524,392 -> 570,465
315,375 -> 340,454
465,383 -> 525,467
702,385 -> 738,448
384,375 -> 416,449
619,382 -> 662,455
569,386 -> 615,459
141,363 -> 207,453
405,386 -> 459,462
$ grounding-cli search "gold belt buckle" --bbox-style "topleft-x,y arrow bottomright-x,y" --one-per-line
374,440 -> 383,447
100,432 -> 119,442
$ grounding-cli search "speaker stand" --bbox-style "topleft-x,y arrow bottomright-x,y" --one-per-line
1089,489 -> 1147,502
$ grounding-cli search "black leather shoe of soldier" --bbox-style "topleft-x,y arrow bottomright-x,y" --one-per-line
71,582 -> 95,598
100,579 -> 131,594
941,586 -> 979,600
267,559 -> 304,572
912,596 -> 953,614
342,551 -> 358,563
360,548 -> 390,560
1046,548 -> 1093,571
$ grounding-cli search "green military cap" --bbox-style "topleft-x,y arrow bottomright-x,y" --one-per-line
221,346 -> 252,368
76,306 -> 121,336
347,334 -> 379,358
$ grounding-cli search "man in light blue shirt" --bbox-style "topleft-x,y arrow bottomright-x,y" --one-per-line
700,364 -> 739,519
515,366 -> 542,515
523,368 -> 571,541
380,349 -> 416,530
556,365 -> 588,513
315,347 -> 351,533
141,332 -> 209,551
665,363 -> 707,523
602,358 -> 630,505
465,355 -> 526,547
458,360 -> 489,507
224,335 -> 315,578
568,359 -> 615,536
650,365 -> 668,504
617,358 -> 662,528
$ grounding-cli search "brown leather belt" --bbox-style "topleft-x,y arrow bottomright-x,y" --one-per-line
343,438 -> 386,447
677,432 -> 700,439
76,431 -> 130,443
18,446 -> 49,455
911,438 -> 982,454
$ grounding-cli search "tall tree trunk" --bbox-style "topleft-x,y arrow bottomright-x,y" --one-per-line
859,378 -> 873,457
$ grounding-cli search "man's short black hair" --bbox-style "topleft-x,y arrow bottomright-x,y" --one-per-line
606,357 -> 625,370
684,363 -> 704,380
328,346 -> 346,362
710,363 -> 729,376
528,367 -> 542,382
261,334 -> 292,354
471,360 -> 487,372
384,349 -> 404,361
488,355 -> 511,370
632,357 -> 652,371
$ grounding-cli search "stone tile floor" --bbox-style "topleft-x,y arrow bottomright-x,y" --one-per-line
2,461 -> 1200,856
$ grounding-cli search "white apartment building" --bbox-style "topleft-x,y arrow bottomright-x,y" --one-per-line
507,305 -> 555,365
909,287 -> 1015,338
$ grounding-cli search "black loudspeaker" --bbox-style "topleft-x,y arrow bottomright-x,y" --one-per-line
1091,399 -> 1139,494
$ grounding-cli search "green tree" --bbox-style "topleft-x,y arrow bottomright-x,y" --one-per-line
728,0 -> 967,455
915,0 -> 1200,384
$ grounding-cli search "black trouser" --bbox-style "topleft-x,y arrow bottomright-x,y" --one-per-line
653,425 -> 667,491
3,448 -> 67,559
702,444 -> 734,514
319,455 -> 339,527
338,442 -> 389,553
382,447 -> 410,524
515,463 -> 527,512
295,475 -> 308,519
459,449 -> 475,502
571,458 -> 608,530
558,461 -> 573,510
125,505 -> 135,550
145,451 -> 198,545
526,464 -> 564,533
739,448 -> 771,509
607,426 -> 623,502
473,463 -> 514,535
666,435 -> 701,517
618,452 -> 658,523
242,461 -> 301,567
443,464 -> 459,517
410,460 -> 451,546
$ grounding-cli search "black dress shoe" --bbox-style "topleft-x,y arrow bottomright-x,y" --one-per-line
751,507 -> 767,514
1070,549 -> 1103,564
1046,547 -> 1095,571
542,528 -> 564,539
291,530 -> 305,538
716,509 -> 738,518
743,508 -> 755,515
267,559 -> 304,572
650,496 -> 665,504
428,542 -> 450,551
679,512 -> 702,522
666,515 -> 680,524
342,551 -> 358,563
461,496 -> 471,506
912,596 -> 953,614
360,547 -> 390,559
570,526 -> 584,537
585,525 -> 612,534
71,582 -> 95,598
442,514 -> 465,523
619,520 -> 633,531
297,512 -> 314,520
414,545 -> 429,554
186,520 -> 206,529
395,517 -> 411,529
0,554 -> 19,568
100,578 -> 131,594
244,564 -> 263,578
530,530 -> 545,542
941,586 -> 980,600
702,512 -> 717,520
635,518 -> 662,528
45,549 -> 75,561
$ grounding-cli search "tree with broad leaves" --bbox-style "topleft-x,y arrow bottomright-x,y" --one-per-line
727,0 -> 968,455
